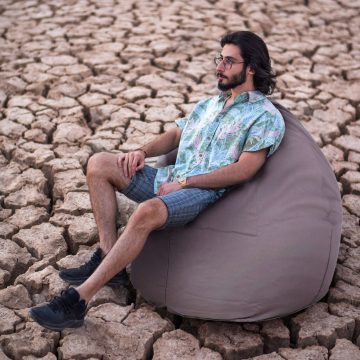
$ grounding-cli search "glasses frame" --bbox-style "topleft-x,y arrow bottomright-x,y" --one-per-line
214,53 -> 245,70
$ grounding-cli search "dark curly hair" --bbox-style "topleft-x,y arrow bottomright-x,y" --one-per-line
220,31 -> 276,95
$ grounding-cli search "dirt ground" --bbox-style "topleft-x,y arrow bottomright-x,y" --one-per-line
0,0 -> 360,359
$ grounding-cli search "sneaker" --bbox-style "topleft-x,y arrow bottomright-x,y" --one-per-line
59,248 -> 129,286
29,288 -> 86,331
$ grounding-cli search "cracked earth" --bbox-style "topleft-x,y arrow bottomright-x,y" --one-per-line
0,0 -> 360,359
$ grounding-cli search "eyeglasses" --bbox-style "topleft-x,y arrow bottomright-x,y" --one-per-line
214,53 -> 245,70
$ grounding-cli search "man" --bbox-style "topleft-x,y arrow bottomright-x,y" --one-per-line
29,31 -> 285,330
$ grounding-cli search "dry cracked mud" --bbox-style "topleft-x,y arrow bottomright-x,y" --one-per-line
0,0 -> 360,359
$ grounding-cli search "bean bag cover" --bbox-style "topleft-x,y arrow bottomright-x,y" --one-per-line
131,101 -> 342,322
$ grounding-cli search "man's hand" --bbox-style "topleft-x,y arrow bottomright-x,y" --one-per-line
157,181 -> 182,196
117,150 -> 145,178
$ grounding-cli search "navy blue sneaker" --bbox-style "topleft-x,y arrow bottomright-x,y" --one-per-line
59,248 -> 129,286
29,288 -> 86,331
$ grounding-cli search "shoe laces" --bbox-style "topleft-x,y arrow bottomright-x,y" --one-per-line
48,290 -> 75,314
78,249 -> 101,271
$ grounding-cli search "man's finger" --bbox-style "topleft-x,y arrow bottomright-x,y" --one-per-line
127,153 -> 134,177
117,155 -> 123,168
123,155 -> 130,177
130,156 -> 138,177
136,159 -> 145,171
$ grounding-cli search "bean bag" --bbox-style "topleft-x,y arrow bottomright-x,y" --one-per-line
131,101 -> 342,322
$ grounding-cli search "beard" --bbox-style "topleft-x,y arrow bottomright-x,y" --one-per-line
217,67 -> 247,91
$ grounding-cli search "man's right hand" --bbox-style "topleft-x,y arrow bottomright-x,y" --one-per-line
117,150 -> 146,178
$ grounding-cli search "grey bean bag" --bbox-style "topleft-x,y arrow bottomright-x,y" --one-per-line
131,101 -> 342,322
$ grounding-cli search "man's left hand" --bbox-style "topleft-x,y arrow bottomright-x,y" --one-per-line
157,181 -> 182,196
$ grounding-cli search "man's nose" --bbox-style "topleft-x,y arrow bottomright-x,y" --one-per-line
216,60 -> 225,71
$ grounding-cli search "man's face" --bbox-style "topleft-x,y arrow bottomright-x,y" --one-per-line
216,44 -> 247,91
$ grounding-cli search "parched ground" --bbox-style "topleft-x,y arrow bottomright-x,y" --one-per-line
0,0 -> 360,359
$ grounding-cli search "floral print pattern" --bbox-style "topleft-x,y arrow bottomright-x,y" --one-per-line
154,90 -> 285,193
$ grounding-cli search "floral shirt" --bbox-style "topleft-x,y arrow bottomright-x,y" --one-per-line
154,90 -> 285,193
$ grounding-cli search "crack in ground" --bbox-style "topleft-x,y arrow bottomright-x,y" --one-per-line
0,0 -> 359,358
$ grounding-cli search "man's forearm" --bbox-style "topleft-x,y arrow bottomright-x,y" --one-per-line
186,162 -> 249,189
186,149 -> 268,189
140,127 -> 181,158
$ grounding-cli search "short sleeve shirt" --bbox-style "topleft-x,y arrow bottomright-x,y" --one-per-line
154,90 -> 285,193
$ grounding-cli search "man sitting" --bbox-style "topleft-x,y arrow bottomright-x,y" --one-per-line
29,30 -> 285,331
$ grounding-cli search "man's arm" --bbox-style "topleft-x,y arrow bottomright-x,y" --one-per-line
118,126 -> 182,177
140,126 -> 182,158
157,148 -> 268,195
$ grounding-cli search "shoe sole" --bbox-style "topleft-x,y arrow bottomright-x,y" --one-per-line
59,274 -> 129,287
29,308 -> 84,331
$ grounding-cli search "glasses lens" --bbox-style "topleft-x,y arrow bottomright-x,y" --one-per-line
214,55 -> 222,66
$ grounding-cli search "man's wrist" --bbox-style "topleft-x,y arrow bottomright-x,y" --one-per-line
178,177 -> 189,188
135,148 -> 147,158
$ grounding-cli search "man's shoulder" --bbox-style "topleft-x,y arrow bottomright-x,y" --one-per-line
240,91 -> 282,120
259,96 -> 284,119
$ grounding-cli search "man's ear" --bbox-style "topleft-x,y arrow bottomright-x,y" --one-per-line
247,66 -> 255,75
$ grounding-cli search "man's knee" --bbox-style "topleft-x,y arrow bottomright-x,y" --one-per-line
132,199 -> 168,230
87,152 -> 110,177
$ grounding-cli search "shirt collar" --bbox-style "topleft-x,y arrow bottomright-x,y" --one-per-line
248,90 -> 266,103
219,90 -> 265,104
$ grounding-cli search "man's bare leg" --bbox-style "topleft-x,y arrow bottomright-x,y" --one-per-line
76,198 -> 168,302
28,183 -> 167,330
86,152 -> 131,254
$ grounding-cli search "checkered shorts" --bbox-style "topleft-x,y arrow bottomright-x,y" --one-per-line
121,165 -> 223,228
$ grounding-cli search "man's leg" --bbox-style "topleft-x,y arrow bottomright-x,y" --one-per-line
59,152 -> 132,285
86,152 -> 131,254
29,198 -> 168,330
76,197 -> 168,302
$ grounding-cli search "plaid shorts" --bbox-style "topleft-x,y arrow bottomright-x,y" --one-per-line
121,165 -> 223,228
